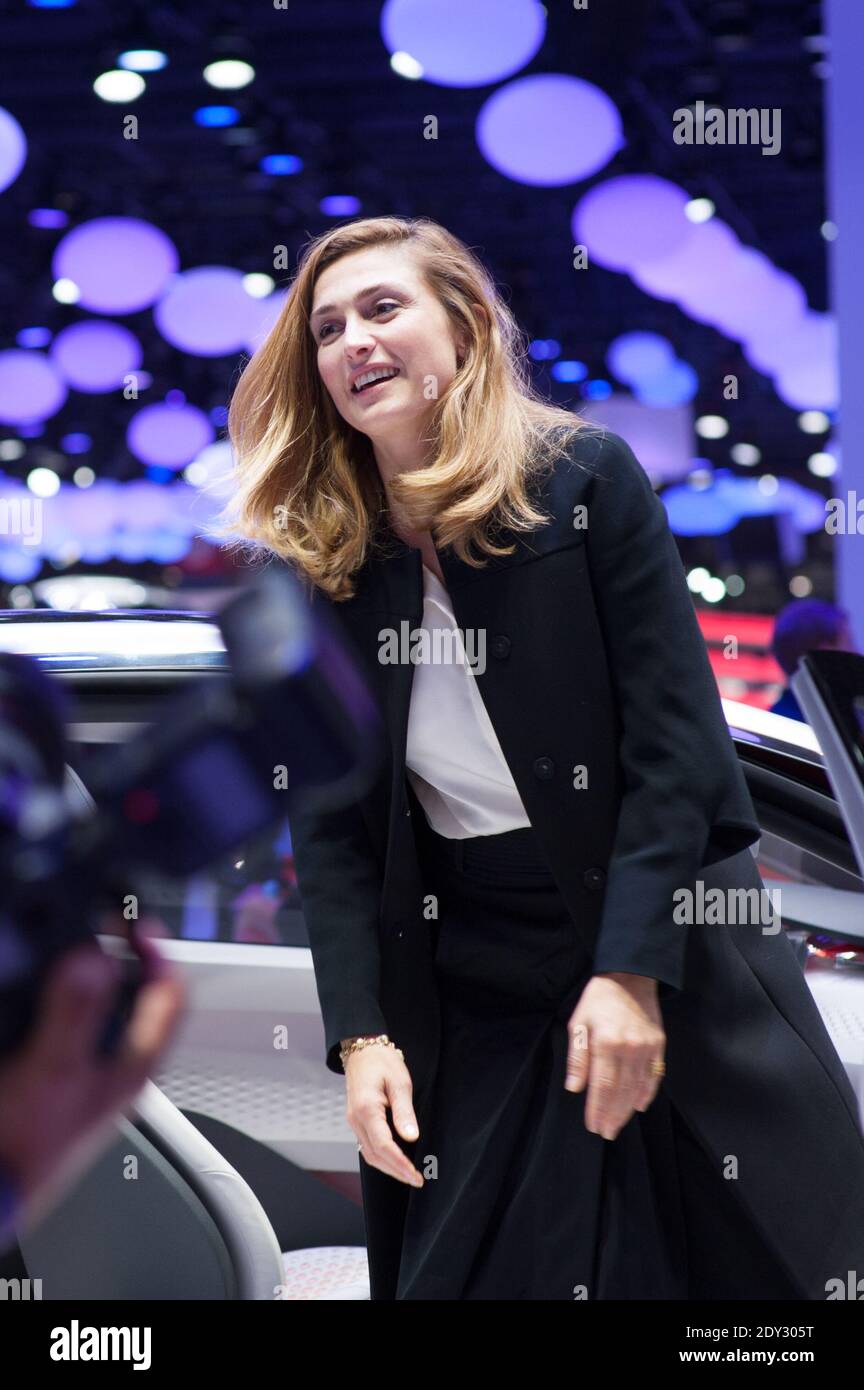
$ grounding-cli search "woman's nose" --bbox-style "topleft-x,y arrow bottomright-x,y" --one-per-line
343,315 -> 377,352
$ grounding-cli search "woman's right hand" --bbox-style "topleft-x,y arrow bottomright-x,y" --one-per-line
344,1046 -> 425,1187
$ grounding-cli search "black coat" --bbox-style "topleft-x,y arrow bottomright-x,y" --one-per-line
286,428 -> 864,1299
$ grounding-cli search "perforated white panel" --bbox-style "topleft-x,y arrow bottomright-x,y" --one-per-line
154,1050 -> 358,1172
278,1247 -> 370,1300
805,970 -> 864,1127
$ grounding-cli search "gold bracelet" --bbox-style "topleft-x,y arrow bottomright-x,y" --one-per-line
339,1034 -> 404,1069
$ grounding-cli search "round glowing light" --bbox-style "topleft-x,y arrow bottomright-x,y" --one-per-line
119,480 -> 176,529
17,327 -> 52,348
692,257 -> 806,341
28,208 -> 68,229
789,575 -> 814,597
183,440 -> 236,499
478,74 -> 623,186
390,51 -> 424,79
243,287 -> 290,354
0,551 -> 41,583
381,0 -> 545,87
607,332 -> 675,385
573,176 -> 699,272
582,379 -> 612,400
194,106 -> 240,128
117,49 -> 168,72
669,492 -> 729,538
154,266 -> 261,355
52,278 -> 80,304
748,312 -> 836,386
53,217 -> 180,314
60,432 -> 91,454
774,355 -> 838,412
49,320 -> 143,392
27,466 -> 61,497
0,106 -> 27,193
126,400 -> 215,469
702,577 -> 727,603
798,410 -> 831,434
551,360 -> 588,383
260,154 -> 303,175
807,452 -> 837,477
242,272 -> 275,298
73,466 -> 95,488
687,568 -> 711,592
632,219 -> 740,303
203,59 -> 255,90
636,360 -> 699,408
0,350 -> 68,424
93,69 -> 146,102
730,443 -> 761,466
528,339 -> 561,361
685,197 -> 714,222
147,530 -> 192,563
57,479 -> 120,539
695,415 -> 729,439
320,195 -> 362,216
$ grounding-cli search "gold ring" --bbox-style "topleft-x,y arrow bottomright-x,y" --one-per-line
651,1058 -> 666,1077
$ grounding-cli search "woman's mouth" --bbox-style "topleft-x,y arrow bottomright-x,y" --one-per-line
351,368 -> 401,397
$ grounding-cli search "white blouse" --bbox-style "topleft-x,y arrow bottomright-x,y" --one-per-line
404,563 -> 532,839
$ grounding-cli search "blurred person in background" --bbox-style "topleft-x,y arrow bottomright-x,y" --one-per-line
770,599 -> 856,722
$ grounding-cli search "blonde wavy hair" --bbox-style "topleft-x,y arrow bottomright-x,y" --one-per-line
218,215 -> 597,601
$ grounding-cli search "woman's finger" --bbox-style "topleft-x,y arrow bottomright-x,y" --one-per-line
605,1044 -> 649,1135
359,1103 -> 423,1186
564,1019 -> 590,1092
585,1038 -> 619,1136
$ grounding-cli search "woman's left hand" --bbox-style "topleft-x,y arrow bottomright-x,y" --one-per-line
564,972 -> 666,1140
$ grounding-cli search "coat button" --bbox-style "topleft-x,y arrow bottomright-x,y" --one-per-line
582,867 -> 606,891
532,756 -> 555,780
490,634 -> 511,659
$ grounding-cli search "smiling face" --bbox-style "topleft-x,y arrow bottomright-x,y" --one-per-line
309,243 -> 467,477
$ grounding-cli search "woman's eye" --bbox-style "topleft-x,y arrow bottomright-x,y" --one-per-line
318,301 -> 398,342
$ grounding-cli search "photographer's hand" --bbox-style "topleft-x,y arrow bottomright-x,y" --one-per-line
0,917 -> 185,1229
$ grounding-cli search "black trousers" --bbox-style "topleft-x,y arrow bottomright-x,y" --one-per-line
394,814 -> 804,1300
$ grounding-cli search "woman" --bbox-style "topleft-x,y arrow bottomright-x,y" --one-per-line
222,214 -> 864,1300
